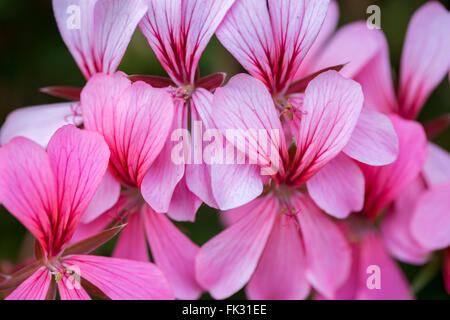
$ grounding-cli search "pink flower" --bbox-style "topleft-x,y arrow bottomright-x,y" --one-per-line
129,0 -> 236,222
197,70 -> 370,300
0,125 -> 173,300
79,72 -> 203,300
0,0 -> 147,147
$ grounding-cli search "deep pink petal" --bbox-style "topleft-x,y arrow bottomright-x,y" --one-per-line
46,125 -> 110,253
343,108 -> 399,166
398,1 -> 450,119
81,73 -> 174,187
361,116 -> 427,218
422,142 -> 450,187
0,138 -> 57,253
58,273 -> 91,300
196,196 -> 277,299
381,177 -> 430,264
411,182 -> 450,250
216,0 -> 329,91
113,211 -> 149,262
5,267 -> 51,300
139,0 -> 235,84
290,70 -> 363,184
64,254 -> 174,300
294,194 -> 351,298
356,232 -> 412,300
307,154 -> 364,219
246,214 -> 310,300
81,170 -> 121,223
144,205 -> 202,300
53,0 -> 147,78
0,103 -> 81,148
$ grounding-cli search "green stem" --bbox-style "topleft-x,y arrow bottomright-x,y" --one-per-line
411,253 -> 442,295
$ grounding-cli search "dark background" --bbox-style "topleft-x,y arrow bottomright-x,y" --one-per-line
0,0 -> 449,299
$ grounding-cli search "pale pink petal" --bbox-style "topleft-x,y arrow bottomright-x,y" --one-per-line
296,0 -> 339,78
58,274 -> 91,300
5,267 -> 51,300
46,125 -> 110,253
0,103 -> 81,148
343,108 -> 399,166
294,194 -> 351,298
64,254 -> 174,300
307,154 -> 364,219
0,137 -> 57,254
356,232 -> 412,300
81,170 -> 121,223
139,0 -> 235,84
211,163 -> 263,211
246,214 -> 310,300
141,101 -> 185,213
422,142 -> 450,187
196,196 -> 277,299
71,207 -> 118,244
217,0 -> 329,91
411,182 -> 450,250
166,177 -> 202,222
381,177 -> 430,264
361,116 -> 427,218
81,73 -> 174,187
398,1 -> 450,119
53,0 -> 147,78
144,205 -> 202,300
213,74 -> 285,173
290,71 -> 363,185
113,211 -> 149,262
220,199 -> 262,227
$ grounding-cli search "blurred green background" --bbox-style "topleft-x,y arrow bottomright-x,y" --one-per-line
0,0 -> 449,299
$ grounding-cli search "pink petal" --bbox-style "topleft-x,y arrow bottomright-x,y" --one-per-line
0,103 -> 81,148
343,108 -> 399,166
294,194 -> 351,298
220,199 -> 262,227
313,21 -> 397,114
53,0 -> 147,78
64,254 -> 174,300
290,70 -> 363,184
144,205 -> 202,300
212,74 -> 285,173
71,207 -> 117,244
139,0 -> 235,84
141,101 -> 185,213
113,211 -> 149,262
398,1 -> 450,119
422,142 -> 450,187
307,153 -> 364,219
58,273 -> 91,300
81,170 -> 121,223
196,196 -> 277,299
246,214 -> 310,300
411,182 -> 450,250
380,177 -> 430,264
0,137 -> 57,254
166,177 -> 202,222
5,267 -> 51,300
361,116 -> 427,218
216,0 -> 329,91
296,0 -> 339,78
46,125 -> 110,253
81,73 -> 174,187
356,232 -> 412,300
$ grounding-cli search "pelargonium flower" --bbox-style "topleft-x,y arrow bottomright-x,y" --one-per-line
78,72 -> 202,300
211,0 -> 399,215
0,0 -> 147,147
197,70 -> 374,300
133,0 -> 236,221
0,125 -> 173,300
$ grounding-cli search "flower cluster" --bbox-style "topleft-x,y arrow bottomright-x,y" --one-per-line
0,0 -> 449,300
